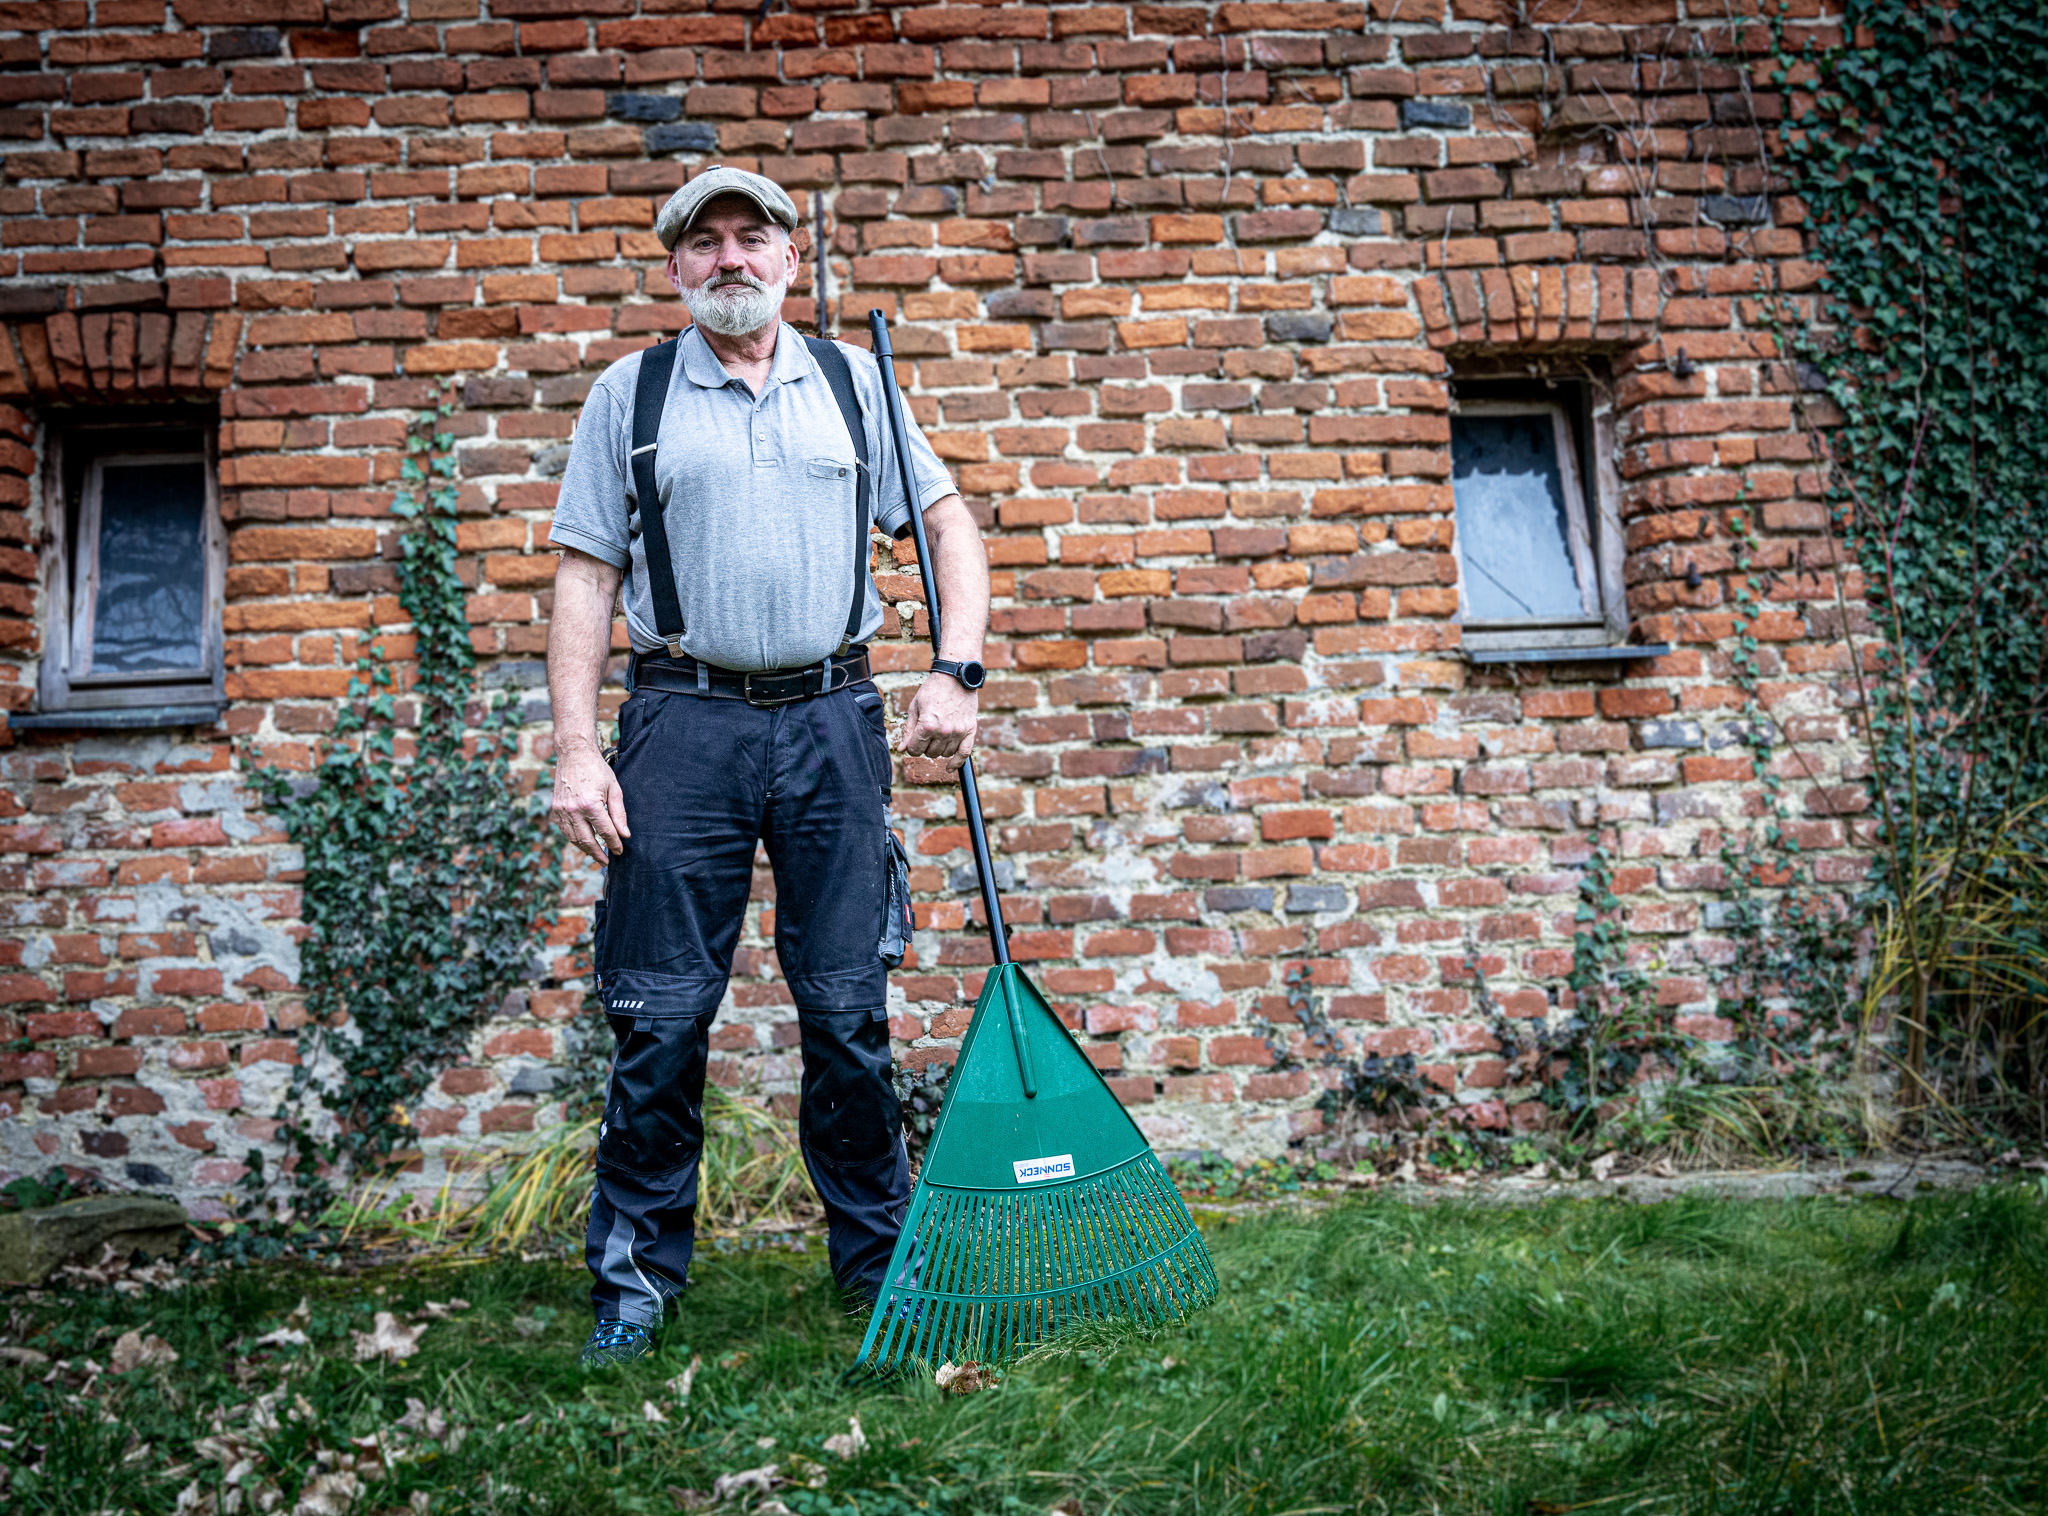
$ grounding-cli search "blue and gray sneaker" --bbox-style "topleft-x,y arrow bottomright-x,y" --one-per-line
579,1318 -> 653,1369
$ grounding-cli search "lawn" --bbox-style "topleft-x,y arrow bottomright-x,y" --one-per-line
4,1183 -> 2046,1515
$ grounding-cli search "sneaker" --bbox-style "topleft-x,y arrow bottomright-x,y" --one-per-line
579,1318 -> 653,1369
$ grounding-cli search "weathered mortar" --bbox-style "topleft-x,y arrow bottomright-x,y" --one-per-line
0,0 -> 1866,1211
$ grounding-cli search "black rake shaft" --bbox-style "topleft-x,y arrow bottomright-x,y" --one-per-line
869,309 -> 1010,968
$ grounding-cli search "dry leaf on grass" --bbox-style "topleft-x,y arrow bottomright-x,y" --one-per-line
1589,1151 -> 1619,1181
0,1345 -> 49,1367
1650,1157 -> 1679,1179
109,1331 -> 178,1373
412,1299 -> 470,1321
666,1353 -> 703,1405
822,1415 -> 867,1460
934,1361 -> 995,1395
253,1328 -> 310,1350
290,1469 -> 361,1516
642,1399 -> 668,1425
351,1313 -> 425,1363
710,1463 -> 781,1503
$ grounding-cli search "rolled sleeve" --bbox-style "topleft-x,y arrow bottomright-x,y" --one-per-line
547,364 -> 634,567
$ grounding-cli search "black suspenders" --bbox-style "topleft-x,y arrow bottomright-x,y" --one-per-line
629,338 -> 685,657
805,334 -> 875,653
628,332 -> 873,663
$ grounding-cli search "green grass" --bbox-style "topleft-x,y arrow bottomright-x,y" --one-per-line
6,1184 -> 2047,1514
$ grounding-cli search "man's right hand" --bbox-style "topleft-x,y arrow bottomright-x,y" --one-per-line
552,743 -> 632,865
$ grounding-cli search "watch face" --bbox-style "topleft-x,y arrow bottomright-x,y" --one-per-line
961,660 -> 986,689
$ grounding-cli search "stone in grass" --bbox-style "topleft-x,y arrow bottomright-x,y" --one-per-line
0,1194 -> 187,1285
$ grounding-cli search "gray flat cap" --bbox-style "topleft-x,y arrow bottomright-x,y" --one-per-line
655,166 -> 800,250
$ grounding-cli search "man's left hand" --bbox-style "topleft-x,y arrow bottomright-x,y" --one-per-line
899,673 -> 979,772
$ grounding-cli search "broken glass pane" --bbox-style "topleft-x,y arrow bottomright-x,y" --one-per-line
91,461 -> 207,674
1451,412 -> 1592,622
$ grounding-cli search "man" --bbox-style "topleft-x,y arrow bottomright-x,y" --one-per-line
545,166 -> 991,1368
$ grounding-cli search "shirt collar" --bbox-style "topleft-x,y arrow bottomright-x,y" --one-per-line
677,321 -> 817,394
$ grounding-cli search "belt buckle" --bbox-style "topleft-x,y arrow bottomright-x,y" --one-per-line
742,671 -> 802,708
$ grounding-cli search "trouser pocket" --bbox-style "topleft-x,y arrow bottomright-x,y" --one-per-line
879,825 -> 912,968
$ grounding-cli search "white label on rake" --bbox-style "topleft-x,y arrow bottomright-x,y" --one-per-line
1013,1153 -> 1075,1185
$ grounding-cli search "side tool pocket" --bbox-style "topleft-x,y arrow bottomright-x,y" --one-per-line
879,826 -> 912,969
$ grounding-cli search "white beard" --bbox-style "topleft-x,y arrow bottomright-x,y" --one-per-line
683,271 -> 787,337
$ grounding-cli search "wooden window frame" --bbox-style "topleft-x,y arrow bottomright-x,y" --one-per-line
1451,381 -> 1630,656
36,421 -> 225,719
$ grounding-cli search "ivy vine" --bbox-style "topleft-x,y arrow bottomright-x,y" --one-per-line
243,388 -> 561,1227
1774,0 -> 2048,1130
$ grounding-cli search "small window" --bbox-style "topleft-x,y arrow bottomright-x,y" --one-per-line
1449,377 -> 1632,659
31,411 -> 224,725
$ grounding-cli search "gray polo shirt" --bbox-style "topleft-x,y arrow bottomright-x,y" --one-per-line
548,322 -> 957,672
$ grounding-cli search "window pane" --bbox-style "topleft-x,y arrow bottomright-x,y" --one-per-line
91,461 -> 207,674
1451,412 -> 1589,621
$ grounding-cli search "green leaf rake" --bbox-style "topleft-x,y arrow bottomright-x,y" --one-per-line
853,311 -> 1218,1375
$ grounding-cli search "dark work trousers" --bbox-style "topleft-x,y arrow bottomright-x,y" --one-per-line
585,678 -> 909,1326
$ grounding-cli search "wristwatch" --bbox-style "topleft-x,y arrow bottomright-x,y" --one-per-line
929,658 -> 987,690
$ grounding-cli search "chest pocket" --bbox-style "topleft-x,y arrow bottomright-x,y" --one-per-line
808,458 -> 855,482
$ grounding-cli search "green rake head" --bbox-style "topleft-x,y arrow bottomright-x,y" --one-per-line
852,964 -> 1218,1375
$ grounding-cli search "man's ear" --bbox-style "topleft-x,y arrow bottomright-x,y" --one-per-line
665,249 -> 685,297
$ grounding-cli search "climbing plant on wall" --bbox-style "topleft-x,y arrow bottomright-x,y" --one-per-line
1776,0 -> 2048,1132
249,388 -> 561,1212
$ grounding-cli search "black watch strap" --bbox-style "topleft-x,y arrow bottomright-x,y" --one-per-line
930,658 -> 985,690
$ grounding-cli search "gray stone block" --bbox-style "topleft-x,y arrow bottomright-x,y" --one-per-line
1401,100 -> 1471,129
1656,790 -> 1724,822
1204,887 -> 1274,914
609,93 -> 682,123
1329,206 -> 1382,237
0,1195 -> 187,1286
1702,195 -> 1771,225
646,122 -> 718,154
482,659 -> 548,689
1708,719 -> 1776,750
1265,312 -> 1332,344
1285,884 -> 1349,914
206,28 -> 280,62
948,860 -> 1015,892
1638,719 -> 1704,749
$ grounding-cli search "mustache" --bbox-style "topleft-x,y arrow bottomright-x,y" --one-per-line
702,271 -> 769,293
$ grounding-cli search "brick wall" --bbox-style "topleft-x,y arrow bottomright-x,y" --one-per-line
0,0 -> 1863,1214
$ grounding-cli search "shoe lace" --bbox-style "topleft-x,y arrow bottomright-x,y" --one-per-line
590,1319 -> 646,1351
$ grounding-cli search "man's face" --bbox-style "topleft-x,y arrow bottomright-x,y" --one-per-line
665,196 -> 799,338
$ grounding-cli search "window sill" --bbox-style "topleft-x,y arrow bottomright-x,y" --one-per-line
1464,644 -> 1673,665
8,702 -> 225,732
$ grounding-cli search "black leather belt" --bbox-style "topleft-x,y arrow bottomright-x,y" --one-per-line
630,647 -> 871,707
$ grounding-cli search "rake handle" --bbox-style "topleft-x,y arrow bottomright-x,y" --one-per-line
868,312 -> 1017,1003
